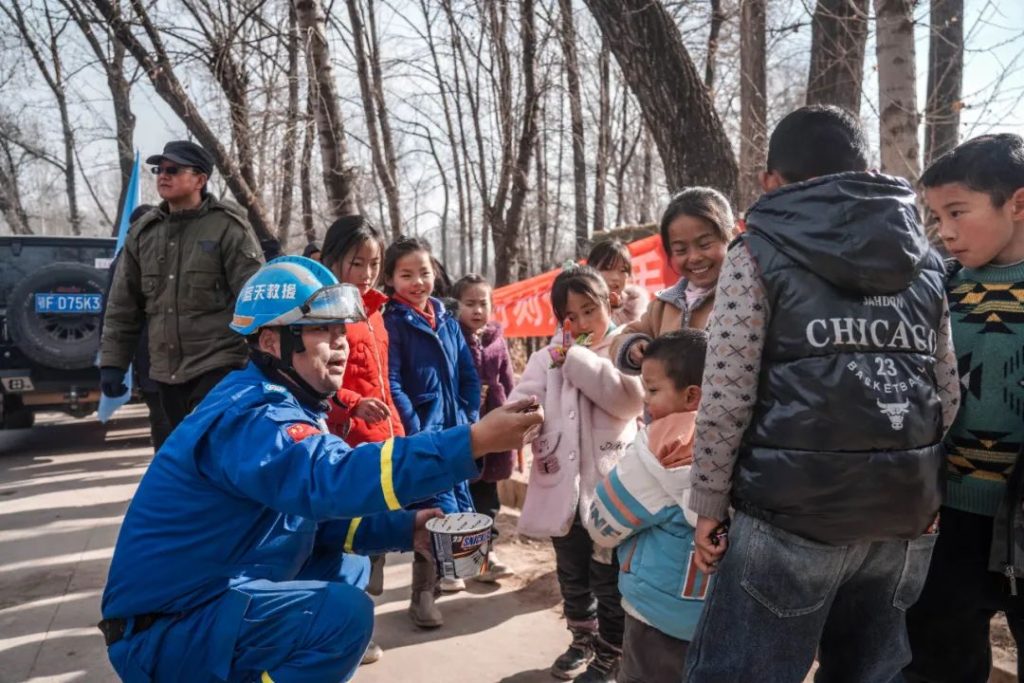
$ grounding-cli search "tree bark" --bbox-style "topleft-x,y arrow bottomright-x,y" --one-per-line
639,127 -> 653,223
4,2 -> 82,234
0,140 -> 32,234
704,0 -> 725,91
277,2 -> 302,247
593,41 -> 611,233
874,0 -> 919,179
345,0 -> 402,237
583,0 -> 738,202
300,83 -> 316,243
739,0 -> 767,209
924,0 -> 963,165
806,0 -> 869,114
493,0 -> 541,286
60,0 -> 135,234
296,0 -> 358,218
558,0 -> 588,257
90,0 -> 275,241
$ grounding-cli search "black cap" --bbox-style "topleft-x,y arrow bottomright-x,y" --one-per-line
146,140 -> 214,175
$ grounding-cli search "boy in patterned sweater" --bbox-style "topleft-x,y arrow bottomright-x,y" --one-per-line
905,133 -> 1024,683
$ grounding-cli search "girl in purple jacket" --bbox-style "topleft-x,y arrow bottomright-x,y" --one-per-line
453,274 -> 517,583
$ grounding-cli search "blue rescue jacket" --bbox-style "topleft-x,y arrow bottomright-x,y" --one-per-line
384,297 -> 481,512
102,362 -> 480,622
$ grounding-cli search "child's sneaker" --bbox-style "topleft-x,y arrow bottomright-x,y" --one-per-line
551,626 -> 596,680
572,637 -> 620,682
440,577 -> 466,592
360,640 -> 383,665
473,550 -> 514,583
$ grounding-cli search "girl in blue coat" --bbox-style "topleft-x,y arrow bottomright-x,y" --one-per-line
382,236 -> 482,627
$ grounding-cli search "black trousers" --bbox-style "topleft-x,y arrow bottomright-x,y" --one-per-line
551,513 -> 624,647
905,506 -> 1024,682
142,390 -> 173,451
620,614 -> 689,683
469,479 -> 501,538
157,366 -> 234,430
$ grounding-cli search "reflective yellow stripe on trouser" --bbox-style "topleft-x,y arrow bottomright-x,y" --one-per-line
261,672 -> 274,683
343,518 -> 362,553
379,438 -> 401,510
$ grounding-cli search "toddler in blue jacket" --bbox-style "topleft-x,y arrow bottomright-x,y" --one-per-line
587,328 -> 709,683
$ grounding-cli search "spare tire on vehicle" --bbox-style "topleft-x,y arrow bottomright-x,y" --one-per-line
7,262 -> 108,370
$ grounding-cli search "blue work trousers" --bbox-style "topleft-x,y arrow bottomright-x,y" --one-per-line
107,553 -> 373,683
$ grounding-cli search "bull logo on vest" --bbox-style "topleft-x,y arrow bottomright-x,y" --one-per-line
876,399 -> 910,430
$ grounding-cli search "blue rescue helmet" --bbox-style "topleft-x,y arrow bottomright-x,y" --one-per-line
230,256 -> 366,336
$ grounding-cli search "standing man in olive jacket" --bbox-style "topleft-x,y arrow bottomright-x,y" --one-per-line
100,140 -> 264,429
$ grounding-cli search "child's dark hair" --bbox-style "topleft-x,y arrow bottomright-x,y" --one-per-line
920,133 -> 1024,207
766,105 -> 868,183
453,273 -> 492,301
587,239 -> 632,273
320,215 -> 387,280
432,257 -> 453,299
659,187 -> 734,255
382,235 -> 433,294
644,328 -> 708,390
550,264 -> 609,321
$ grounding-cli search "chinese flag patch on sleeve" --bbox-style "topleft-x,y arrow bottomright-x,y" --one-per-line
286,423 -> 322,443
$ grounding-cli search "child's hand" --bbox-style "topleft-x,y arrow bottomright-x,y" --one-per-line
548,321 -> 574,368
628,339 -> 649,367
353,397 -> 391,425
693,515 -> 729,574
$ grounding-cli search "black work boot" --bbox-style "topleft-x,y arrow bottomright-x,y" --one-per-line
572,636 -> 620,683
550,625 -> 596,680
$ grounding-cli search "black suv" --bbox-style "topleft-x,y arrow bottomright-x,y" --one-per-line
0,235 -> 115,428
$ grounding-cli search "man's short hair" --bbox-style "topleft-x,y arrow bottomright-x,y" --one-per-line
643,328 -> 708,390
920,133 -> 1024,207
766,105 -> 869,183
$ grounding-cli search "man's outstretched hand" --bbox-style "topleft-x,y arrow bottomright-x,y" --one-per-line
470,396 -> 544,457
414,508 -> 443,559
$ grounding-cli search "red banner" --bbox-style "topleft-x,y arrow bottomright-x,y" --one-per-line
493,234 -> 672,338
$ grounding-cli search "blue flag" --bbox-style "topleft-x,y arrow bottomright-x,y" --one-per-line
98,151 -> 141,424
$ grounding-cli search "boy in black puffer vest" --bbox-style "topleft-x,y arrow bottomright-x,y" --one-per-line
684,105 -> 959,683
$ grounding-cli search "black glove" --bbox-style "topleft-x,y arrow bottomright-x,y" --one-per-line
100,366 -> 128,398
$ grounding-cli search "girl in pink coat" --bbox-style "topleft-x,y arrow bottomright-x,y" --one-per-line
509,264 -> 644,682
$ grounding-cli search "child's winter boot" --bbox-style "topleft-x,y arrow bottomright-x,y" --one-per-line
572,636 -> 620,683
550,623 -> 596,680
408,553 -> 443,628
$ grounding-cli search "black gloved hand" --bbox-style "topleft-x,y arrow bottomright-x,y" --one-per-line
100,366 -> 128,398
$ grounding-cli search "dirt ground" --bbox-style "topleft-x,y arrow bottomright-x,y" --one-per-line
0,406 -> 1018,682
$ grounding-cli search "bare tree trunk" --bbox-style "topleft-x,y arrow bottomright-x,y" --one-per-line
584,0 -> 738,201
300,85 -> 316,243
924,0 -> 963,165
296,0 -> 358,218
366,0 -> 402,234
639,127 -> 653,223
346,0 -> 402,237
494,0 -> 541,286
0,142 -> 32,234
874,0 -> 919,179
558,0 -> 588,257
61,0 -> 136,233
806,0 -> 869,114
91,0 -> 275,240
740,0 -> 767,209
704,0 -> 725,91
534,123 -> 549,272
614,98 -> 642,227
277,2 -> 301,247
593,41 -> 611,234
4,2 -> 82,234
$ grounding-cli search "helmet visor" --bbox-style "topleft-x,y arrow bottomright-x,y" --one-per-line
296,284 -> 366,325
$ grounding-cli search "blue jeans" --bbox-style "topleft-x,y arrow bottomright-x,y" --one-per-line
685,512 -> 936,683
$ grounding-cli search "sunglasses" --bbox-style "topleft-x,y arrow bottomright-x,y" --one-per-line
150,166 -> 199,176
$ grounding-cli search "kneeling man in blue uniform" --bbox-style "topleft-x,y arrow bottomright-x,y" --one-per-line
99,257 -> 543,683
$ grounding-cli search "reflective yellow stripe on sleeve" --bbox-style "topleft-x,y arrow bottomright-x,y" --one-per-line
379,438 -> 401,510
261,672 -> 274,683
343,517 -> 362,553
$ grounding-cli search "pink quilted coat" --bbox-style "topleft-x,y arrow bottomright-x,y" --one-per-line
510,327 -> 645,538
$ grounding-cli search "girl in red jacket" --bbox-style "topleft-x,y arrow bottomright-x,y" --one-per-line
320,215 -> 405,666
321,216 -> 405,445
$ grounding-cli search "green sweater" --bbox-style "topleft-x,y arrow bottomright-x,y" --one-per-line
946,261 -> 1024,516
